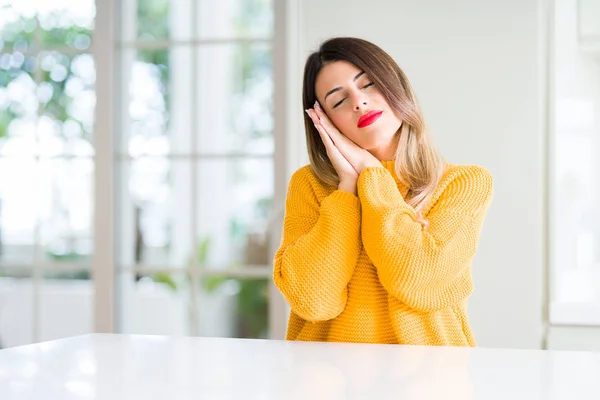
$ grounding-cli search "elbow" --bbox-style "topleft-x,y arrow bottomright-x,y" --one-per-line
274,277 -> 347,322
273,256 -> 350,322
393,278 -> 474,313
290,300 -> 345,322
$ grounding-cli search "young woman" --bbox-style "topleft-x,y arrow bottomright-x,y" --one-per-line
273,37 -> 493,346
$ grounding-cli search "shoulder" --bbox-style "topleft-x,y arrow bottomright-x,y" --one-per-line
442,164 -> 493,191
289,165 -> 321,192
426,164 -> 493,216
289,164 -> 318,184
289,164 -> 335,189
287,164 -> 334,204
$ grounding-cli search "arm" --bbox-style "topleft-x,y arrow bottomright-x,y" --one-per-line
358,165 -> 493,312
273,167 -> 362,322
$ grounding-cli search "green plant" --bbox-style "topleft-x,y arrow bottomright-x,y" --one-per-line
152,272 -> 178,291
0,109 -> 15,139
151,236 -> 211,292
46,249 -> 89,263
236,278 -> 268,338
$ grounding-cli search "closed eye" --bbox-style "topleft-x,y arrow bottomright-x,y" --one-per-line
333,98 -> 346,108
332,82 -> 375,108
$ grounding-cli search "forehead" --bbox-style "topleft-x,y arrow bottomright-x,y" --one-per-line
315,60 -> 363,96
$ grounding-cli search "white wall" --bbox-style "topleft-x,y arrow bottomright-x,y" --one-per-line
286,0 -> 547,349
547,326 -> 600,351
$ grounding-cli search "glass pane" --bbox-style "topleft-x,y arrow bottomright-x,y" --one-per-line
0,158 -> 37,265
41,269 -> 92,342
196,43 -> 273,155
551,3 -> 600,310
133,0 -> 272,41
0,271 -> 34,348
122,47 -> 192,155
37,0 -> 95,51
116,159 -> 192,268
0,54 -> 37,145
195,0 -> 273,39
136,0 -> 172,41
129,0 -> 185,42
0,3 -> 36,53
196,277 -> 269,339
37,159 -> 93,265
119,271 -> 190,336
37,51 -> 95,156
196,158 -> 273,269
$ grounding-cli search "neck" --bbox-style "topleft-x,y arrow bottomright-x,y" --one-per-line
368,139 -> 398,161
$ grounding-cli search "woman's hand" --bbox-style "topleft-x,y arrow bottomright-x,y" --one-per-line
312,101 -> 381,174
306,107 -> 358,195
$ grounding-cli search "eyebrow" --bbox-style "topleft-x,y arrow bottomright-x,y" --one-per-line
323,71 -> 365,102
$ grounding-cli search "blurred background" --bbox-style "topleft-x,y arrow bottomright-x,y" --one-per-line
0,0 -> 599,352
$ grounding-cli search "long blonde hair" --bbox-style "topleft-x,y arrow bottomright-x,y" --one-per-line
302,37 -> 445,225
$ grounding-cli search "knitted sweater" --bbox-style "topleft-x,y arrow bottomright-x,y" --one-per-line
273,160 -> 493,346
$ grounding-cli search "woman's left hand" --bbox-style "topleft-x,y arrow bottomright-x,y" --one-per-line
313,101 -> 382,174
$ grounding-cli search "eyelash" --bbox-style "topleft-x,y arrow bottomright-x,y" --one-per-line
333,82 -> 375,108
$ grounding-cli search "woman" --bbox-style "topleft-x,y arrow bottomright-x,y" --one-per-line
273,37 -> 493,346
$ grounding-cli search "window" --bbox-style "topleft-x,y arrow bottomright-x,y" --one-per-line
0,0 -> 96,347
0,0 -> 287,348
113,0 -> 280,339
550,0 -> 600,325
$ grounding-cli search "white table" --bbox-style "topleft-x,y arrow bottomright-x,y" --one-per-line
0,334 -> 599,399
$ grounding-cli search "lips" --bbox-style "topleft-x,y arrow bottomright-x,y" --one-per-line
357,110 -> 383,128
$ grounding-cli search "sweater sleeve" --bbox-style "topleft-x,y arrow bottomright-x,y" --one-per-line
273,167 -> 362,322
357,165 -> 493,312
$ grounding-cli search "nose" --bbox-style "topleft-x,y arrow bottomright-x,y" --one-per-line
354,101 -> 367,111
352,91 -> 368,111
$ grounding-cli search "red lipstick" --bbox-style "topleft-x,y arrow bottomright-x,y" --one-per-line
357,110 -> 383,128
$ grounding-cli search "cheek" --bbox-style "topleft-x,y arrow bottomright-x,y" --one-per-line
332,116 -> 364,144
387,112 -> 400,125
330,114 -> 354,135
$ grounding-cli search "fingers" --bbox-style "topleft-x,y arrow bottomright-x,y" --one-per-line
306,108 -> 349,167
307,105 -> 359,162
306,105 -> 380,175
307,105 -> 356,157
312,104 -> 366,171
306,109 -> 333,149
317,123 -> 335,149
305,109 -> 321,137
313,102 -> 356,150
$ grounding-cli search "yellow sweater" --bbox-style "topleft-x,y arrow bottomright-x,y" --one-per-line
273,160 -> 493,346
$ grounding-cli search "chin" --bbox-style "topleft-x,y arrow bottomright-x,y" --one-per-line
360,140 -> 396,159
358,142 -> 378,151
363,138 -> 395,151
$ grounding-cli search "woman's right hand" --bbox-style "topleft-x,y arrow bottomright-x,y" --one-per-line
306,107 -> 358,195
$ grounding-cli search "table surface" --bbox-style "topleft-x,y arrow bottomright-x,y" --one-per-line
0,334 -> 599,399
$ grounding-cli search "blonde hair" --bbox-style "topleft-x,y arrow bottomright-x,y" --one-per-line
302,37 -> 445,227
